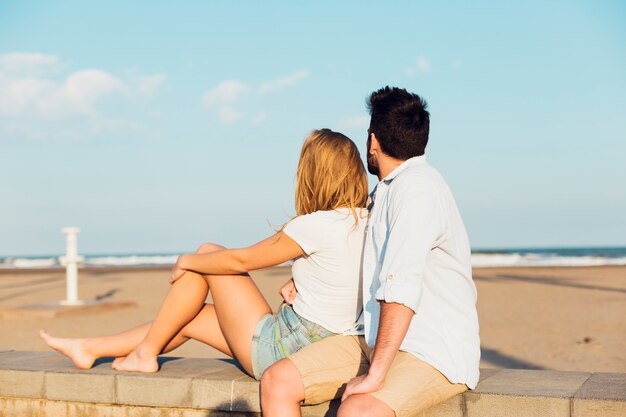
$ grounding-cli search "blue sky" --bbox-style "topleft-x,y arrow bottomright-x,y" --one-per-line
1,1 -> 625,256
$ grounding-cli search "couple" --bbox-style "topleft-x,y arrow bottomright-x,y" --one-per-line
41,87 -> 480,417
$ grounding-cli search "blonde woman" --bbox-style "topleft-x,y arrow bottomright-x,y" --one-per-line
41,129 -> 368,380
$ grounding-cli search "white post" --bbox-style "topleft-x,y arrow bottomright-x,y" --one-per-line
59,227 -> 85,306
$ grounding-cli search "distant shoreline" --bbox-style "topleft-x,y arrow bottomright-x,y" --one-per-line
2,264 -> 625,276
4,246 -> 626,269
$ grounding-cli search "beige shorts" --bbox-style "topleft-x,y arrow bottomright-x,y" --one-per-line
288,335 -> 467,417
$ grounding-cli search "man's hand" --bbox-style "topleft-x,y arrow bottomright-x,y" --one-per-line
169,256 -> 187,284
279,278 -> 297,305
341,373 -> 384,401
341,302 -> 414,401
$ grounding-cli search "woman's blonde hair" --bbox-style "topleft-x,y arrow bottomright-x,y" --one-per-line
295,129 -> 368,222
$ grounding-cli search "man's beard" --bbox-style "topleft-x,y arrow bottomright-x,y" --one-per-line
366,135 -> 380,177
367,153 -> 379,177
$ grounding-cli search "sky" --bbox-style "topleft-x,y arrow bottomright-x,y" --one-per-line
1,1 -> 625,256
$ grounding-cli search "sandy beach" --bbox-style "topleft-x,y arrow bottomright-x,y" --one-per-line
1,265 -> 624,373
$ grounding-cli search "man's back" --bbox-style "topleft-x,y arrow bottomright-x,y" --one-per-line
362,155 -> 480,388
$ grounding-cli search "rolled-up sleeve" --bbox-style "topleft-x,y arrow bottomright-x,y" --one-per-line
374,176 -> 444,313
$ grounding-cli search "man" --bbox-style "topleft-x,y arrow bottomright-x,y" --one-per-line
261,87 -> 480,417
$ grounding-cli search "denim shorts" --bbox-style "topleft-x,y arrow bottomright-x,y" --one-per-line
251,302 -> 336,380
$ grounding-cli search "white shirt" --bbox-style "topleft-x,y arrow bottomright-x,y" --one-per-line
283,208 -> 366,334
361,156 -> 480,389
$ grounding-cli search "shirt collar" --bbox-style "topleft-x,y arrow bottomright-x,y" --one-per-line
381,155 -> 427,184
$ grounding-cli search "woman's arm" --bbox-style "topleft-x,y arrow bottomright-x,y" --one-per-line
170,231 -> 304,283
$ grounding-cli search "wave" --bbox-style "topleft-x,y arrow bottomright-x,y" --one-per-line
86,255 -> 179,267
0,254 -> 179,269
471,253 -> 626,268
2,248 -> 626,269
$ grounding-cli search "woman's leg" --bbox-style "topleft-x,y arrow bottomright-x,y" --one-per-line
111,269 -> 211,372
41,242 -> 229,369
113,271 -> 272,375
40,323 -> 149,369
42,240 -> 274,374
40,273 -> 233,369
202,272 -> 274,375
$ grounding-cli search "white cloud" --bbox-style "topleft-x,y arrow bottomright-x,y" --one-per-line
0,52 -> 157,140
0,75 -> 55,117
61,69 -> 126,110
0,69 -> 125,119
217,106 -> 243,123
416,57 -> 431,72
338,115 -> 370,130
202,81 -> 250,124
258,70 -> 310,94
136,74 -> 166,98
0,113 -> 142,141
203,80 -> 249,107
202,71 -> 309,124
0,52 -> 60,75
87,115 -> 143,135
406,56 -> 431,76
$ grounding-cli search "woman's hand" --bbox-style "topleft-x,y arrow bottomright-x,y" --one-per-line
279,278 -> 297,305
170,256 -> 187,284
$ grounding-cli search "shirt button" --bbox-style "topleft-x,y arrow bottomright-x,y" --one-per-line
387,273 -> 394,280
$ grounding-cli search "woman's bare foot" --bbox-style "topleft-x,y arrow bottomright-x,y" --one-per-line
111,356 -> 125,369
39,330 -> 95,369
111,348 -> 158,373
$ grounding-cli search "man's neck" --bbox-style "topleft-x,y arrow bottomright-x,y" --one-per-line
377,157 -> 405,181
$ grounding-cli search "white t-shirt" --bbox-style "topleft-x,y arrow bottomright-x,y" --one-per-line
283,208 -> 367,334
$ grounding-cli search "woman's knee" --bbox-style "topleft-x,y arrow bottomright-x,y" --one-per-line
196,242 -> 226,254
260,359 -> 305,402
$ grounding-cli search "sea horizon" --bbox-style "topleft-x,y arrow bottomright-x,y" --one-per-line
2,245 -> 626,269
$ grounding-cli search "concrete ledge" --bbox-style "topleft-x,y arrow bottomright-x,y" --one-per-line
0,351 -> 624,417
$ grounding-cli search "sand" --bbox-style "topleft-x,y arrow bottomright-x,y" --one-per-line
1,265 -> 624,372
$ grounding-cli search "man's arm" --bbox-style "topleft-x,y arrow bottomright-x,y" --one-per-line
343,177 -> 444,400
341,301 -> 413,400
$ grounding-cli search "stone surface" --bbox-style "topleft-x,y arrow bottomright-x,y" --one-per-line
477,367 -> 501,383
0,397 -> 46,417
116,372 -> 193,407
465,392 -> 570,417
473,369 -> 591,397
231,375 -> 260,412
2,352 -> 626,417
0,397 -> 258,417
45,372 -> 115,404
572,398 -> 626,417
158,356 -> 237,378
572,373 -> 626,417
116,356 -> 233,408
0,350 -> 56,367
0,369 -> 45,398
193,366 -> 256,411
574,372 -> 626,401
423,394 -> 464,417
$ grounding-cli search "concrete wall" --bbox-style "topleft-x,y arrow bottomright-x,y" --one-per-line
1,351 -> 624,417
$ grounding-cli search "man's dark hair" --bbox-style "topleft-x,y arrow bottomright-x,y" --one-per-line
367,86 -> 430,159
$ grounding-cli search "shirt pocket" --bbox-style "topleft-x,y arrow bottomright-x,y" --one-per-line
369,221 -> 388,260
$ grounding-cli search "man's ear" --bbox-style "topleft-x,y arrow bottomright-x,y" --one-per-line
369,133 -> 381,154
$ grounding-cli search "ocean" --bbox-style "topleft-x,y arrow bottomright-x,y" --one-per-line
1,247 -> 626,269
